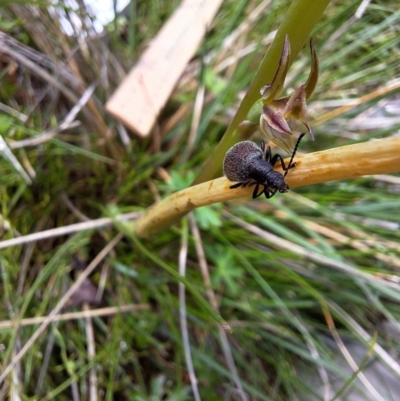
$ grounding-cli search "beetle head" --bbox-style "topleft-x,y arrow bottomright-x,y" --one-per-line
265,170 -> 289,193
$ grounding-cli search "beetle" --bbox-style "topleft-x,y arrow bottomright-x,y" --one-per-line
223,133 -> 305,199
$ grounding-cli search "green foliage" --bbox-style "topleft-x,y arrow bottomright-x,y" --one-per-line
208,244 -> 243,296
194,206 -> 222,230
1,0 -> 400,400
132,374 -> 190,401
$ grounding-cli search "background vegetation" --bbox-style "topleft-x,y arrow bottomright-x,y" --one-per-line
1,0 -> 400,400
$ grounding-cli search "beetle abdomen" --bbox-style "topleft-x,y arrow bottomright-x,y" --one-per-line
223,141 -> 263,182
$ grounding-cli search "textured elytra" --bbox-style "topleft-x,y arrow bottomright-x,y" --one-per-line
223,141 -> 263,182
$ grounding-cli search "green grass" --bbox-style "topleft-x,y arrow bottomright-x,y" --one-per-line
1,0 -> 400,400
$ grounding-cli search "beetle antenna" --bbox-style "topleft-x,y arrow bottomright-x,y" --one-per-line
284,133 -> 305,178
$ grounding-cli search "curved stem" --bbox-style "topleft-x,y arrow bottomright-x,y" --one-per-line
134,137 -> 400,238
192,0 -> 332,185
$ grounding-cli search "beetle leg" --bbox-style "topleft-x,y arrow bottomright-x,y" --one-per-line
229,180 -> 252,189
264,145 -> 272,163
264,187 -> 277,199
253,184 -> 265,198
245,181 -> 263,198
270,153 -> 290,171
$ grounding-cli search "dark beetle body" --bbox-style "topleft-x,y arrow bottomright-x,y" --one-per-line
223,134 -> 304,199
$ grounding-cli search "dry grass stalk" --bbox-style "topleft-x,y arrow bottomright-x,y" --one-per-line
134,136 -> 400,237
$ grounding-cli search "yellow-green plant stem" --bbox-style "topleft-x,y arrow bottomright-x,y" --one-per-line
192,0 -> 332,185
134,136 -> 400,238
